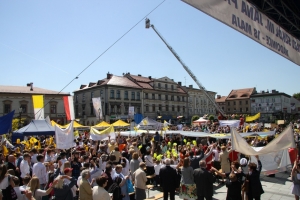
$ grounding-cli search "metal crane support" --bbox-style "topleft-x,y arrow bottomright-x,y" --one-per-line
145,18 -> 226,116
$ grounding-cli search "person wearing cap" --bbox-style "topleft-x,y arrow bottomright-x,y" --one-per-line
64,168 -> 78,199
132,162 -> 147,200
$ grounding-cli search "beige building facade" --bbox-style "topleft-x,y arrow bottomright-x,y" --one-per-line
0,84 -> 69,125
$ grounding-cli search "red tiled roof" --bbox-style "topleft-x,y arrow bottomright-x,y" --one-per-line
107,76 -> 141,88
215,96 -> 227,102
177,87 -> 187,94
138,82 -> 153,89
226,88 -> 255,100
129,75 -> 152,82
0,85 -> 69,95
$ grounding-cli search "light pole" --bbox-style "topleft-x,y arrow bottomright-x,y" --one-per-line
18,107 -> 23,129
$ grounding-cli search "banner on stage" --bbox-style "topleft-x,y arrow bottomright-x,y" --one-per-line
55,121 -> 74,149
182,0 -> 300,66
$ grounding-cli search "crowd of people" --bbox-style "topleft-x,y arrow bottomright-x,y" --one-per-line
0,121 -> 299,200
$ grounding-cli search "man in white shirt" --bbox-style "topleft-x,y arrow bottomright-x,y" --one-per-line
59,152 -> 68,172
32,154 -> 47,189
12,176 -> 26,200
20,153 -> 31,179
30,149 -> 38,166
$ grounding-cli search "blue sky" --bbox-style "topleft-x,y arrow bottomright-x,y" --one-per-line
1,0 -> 299,97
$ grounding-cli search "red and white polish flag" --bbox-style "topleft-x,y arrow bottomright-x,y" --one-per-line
63,96 -> 75,121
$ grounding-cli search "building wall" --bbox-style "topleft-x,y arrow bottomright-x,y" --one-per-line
0,93 -> 67,124
74,86 -> 142,125
188,90 -> 216,117
225,99 -> 251,114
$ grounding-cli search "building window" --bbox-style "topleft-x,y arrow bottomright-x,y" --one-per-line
227,108 -> 230,111
125,91 -> 128,99
82,93 -> 85,102
152,94 -> 155,99
116,90 -> 120,99
152,104 -> 155,112
177,96 -> 180,101
233,101 -> 236,105
90,103 -> 94,115
171,95 -> 174,101
172,105 -> 175,111
246,100 -> 248,105
145,93 -> 148,99
50,105 -> 56,114
136,107 -> 140,114
166,105 -> 169,111
165,95 -> 168,101
131,92 -> 135,100
246,107 -> 248,112
137,92 -> 140,100
171,85 -> 174,90
110,90 -> 114,98
82,104 -> 86,116
20,104 -> 27,114
100,90 -> 103,96
4,104 -> 11,114
75,95 -> 78,102
158,104 -> 162,111
117,105 -> 121,113
183,106 -> 185,112
240,108 -> 242,112
91,92 -> 94,99
228,102 -> 230,106
177,106 -> 180,112
239,101 -> 242,105
165,84 -> 168,90
158,83 -> 161,89
75,105 -> 79,117
158,94 -> 161,100
146,105 -> 149,112
182,97 -> 185,102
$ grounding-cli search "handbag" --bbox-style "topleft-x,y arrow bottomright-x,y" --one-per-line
126,179 -> 134,193
2,175 -> 18,200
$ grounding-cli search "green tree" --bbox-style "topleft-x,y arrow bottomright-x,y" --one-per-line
191,115 -> 200,123
208,115 -> 215,121
12,118 -> 25,131
293,93 -> 300,100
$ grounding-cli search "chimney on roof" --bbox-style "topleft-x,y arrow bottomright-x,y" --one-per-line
27,82 -> 33,91
107,72 -> 112,79
261,90 -> 265,94
271,89 -> 276,93
178,82 -> 181,86
266,89 -> 269,93
138,74 -> 141,77
189,85 -> 193,88
148,76 -> 152,80
217,95 -> 221,99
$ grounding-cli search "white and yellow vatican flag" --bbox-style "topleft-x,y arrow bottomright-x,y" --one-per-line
32,95 -> 44,119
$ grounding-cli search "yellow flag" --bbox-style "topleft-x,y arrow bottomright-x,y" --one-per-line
32,95 -> 44,119
2,145 -> 8,157
246,113 -> 261,122
30,137 -> 38,144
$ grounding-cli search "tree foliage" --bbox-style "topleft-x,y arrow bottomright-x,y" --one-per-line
293,93 -> 300,99
208,115 -> 215,121
12,118 -> 26,131
191,115 -> 200,123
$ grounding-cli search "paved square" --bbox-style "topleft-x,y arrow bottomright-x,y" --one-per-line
148,172 -> 295,200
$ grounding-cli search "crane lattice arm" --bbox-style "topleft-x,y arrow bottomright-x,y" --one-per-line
145,18 -> 226,116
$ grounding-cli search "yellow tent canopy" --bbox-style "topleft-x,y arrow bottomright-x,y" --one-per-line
112,120 -> 130,127
61,121 -> 89,129
51,120 -> 63,128
93,121 -> 111,128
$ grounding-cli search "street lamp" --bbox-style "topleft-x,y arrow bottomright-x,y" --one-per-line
18,107 -> 23,128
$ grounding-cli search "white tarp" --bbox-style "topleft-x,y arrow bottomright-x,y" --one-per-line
250,148 -> 292,175
231,125 -> 295,155
219,120 -> 240,127
55,121 -> 74,149
137,117 -> 163,130
182,0 -> 300,66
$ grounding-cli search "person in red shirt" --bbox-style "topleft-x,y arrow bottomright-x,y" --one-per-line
228,150 -> 239,162
289,148 -> 298,164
